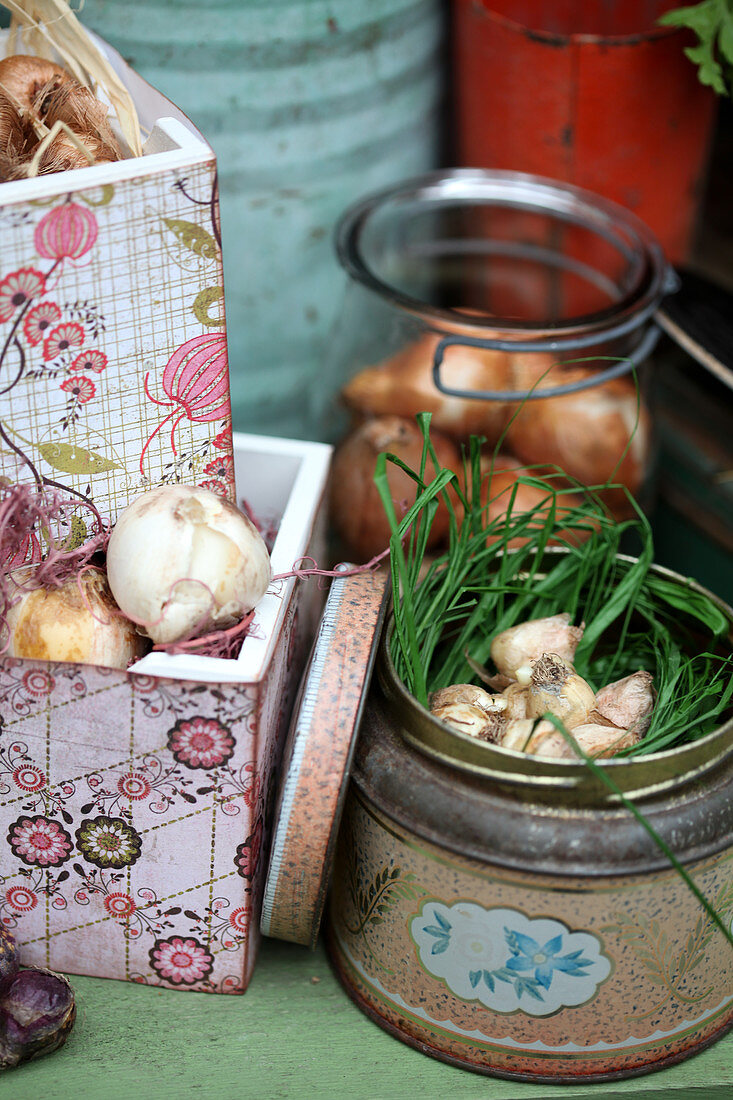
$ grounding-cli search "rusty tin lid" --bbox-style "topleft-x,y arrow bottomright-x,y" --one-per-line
260,566 -> 388,947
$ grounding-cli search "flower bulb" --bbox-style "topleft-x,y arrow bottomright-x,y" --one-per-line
431,701 -> 505,742
106,485 -> 271,645
594,671 -> 655,735
6,571 -> 145,669
430,683 -> 507,715
490,614 -> 583,681
526,653 -> 596,729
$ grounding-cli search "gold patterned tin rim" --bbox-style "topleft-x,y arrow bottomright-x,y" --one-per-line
377,559 -> 733,804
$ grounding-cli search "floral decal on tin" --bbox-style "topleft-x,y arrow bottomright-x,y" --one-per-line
411,901 -> 612,1016
75,815 -> 142,869
602,878 -> 733,1021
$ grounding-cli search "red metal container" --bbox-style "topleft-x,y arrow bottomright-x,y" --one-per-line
452,0 -> 718,264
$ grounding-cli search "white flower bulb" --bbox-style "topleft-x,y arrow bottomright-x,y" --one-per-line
106,485 -> 271,645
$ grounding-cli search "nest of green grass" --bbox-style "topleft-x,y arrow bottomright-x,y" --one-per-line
376,413 -> 733,759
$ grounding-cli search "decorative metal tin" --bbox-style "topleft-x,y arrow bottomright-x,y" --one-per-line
326,566 -> 733,1081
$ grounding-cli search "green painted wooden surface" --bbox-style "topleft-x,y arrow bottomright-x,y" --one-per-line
2,936 -> 731,1099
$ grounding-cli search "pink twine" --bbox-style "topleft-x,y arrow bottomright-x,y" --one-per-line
152,610 -> 255,660
271,547 -> 390,585
0,483 -> 109,650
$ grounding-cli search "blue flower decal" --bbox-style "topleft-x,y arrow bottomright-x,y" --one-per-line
504,929 -> 592,990
411,902 -> 612,1016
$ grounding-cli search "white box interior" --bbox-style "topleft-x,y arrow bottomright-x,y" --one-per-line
129,432 -> 332,684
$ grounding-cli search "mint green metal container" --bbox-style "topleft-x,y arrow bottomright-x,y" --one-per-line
80,0 -> 444,438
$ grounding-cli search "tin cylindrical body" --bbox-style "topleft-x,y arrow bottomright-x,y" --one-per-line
451,0 -> 717,265
327,575 -> 733,1081
80,0 -> 445,439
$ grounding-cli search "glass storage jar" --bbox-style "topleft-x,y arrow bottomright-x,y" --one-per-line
323,169 -> 677,562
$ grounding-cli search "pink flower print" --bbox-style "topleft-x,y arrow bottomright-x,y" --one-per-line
234,816 -> 263,881
12,764 -> 46,793
21,669 -> 55,696
34,202 -> 98,261
5,885 -> 39,913
44,322 -> 85,361
213,426 -> 231,450
8,815 -> 72,867
60,374 -> 95,404
204,454 -> 234,481
0,268 -> 46,322
23,301 -> 62,346
150,936 -> 214,985
103,893 -> 137,920
228,906 -> 250,934
117,771 -> 151,801
167,716 -> 235,770
197,477 -> 227,497
72,349 -> 107,374
140,332 -> 231,474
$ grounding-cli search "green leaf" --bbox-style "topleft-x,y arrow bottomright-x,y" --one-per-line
37,441 -> 120,474
64,515 -> 88,549
192,286 -> 226,327
163,218 -> 218,260
81,184 -> 115,207
660,0 -> 733,95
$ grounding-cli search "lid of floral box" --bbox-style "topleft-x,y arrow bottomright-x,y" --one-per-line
261,566 -> 389,948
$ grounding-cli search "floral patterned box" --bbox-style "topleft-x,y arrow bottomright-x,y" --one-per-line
0,431 -> 332,993
0,30 -> 236,523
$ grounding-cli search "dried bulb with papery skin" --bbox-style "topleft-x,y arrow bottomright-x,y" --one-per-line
501,680 -> 529,720
0,56 -> 70,111
526,653 -> 596,729
594,671 -> 655,735
506,361 -> 650,510
0,966 -> 75,1068
490,614 -> 584,681
430,683 -> 507,715
500,718 -> 558,755
569,722 -> 642,758
32,77 -> 121,165
499,717 -> 637,760
431,701 -> 506,743
5,572 -> 146,669
106,485 -> 271,645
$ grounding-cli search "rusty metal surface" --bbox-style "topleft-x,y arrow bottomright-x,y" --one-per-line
353,664 -> 733,877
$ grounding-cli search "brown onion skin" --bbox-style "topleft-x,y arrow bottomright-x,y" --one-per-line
480,454 -> 592,549
329,415 -> 461,562
0,55 -> 122,178
341,333 -> 513,444
506,361 -> 650,508
0,56 -> 70,109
